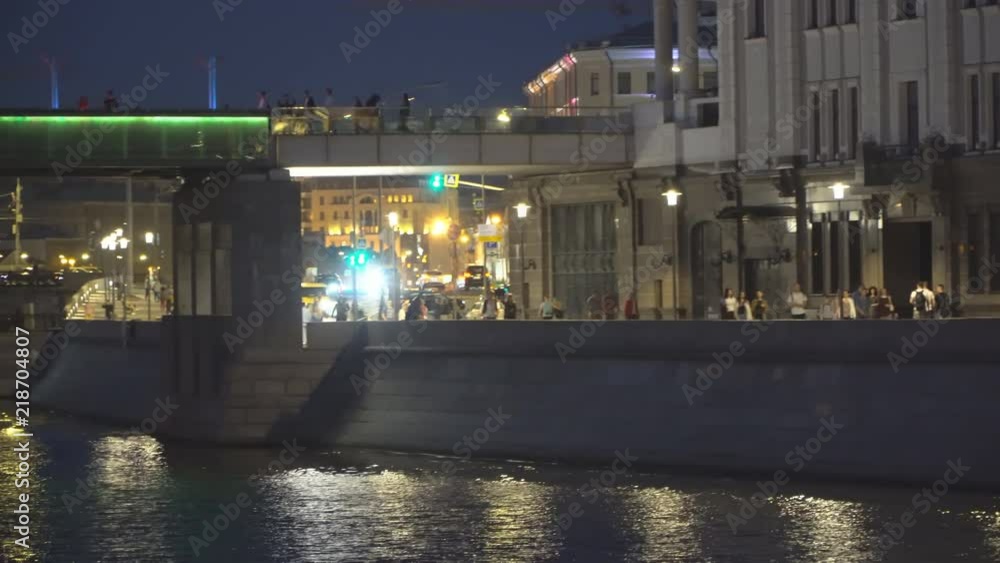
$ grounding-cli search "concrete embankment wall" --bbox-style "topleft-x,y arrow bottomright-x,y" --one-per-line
27,318 -> 1000,488
31,322 -> 162,425
216,319 -> 1000,488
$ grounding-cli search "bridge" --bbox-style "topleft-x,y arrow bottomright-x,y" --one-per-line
0,107 -> 635,177
0,111 -> 271,176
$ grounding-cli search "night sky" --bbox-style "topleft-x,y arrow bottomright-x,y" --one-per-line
1,0 -> 651,111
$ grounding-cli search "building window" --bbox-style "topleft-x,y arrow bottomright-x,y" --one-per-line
903,81 -> 920,147
319,212 -> 325,221
811,91 -> 822,161
992,213 -> 1000,292
848,220 -> 862,290
811,221 -> 824,294
402,209 -> 408,219
750,0 -> 766,37
830,221 -> 841,291
319,196 -> 325,205
846,0 -> 856,23
828,0 -> 838,25
702,71 -> 718,90
333,211 -> 339,220
993,73 -> 1000,148
849,87 -> 859,159
646,71 -> 656,95
809,0 -> 819,28
590,72 -> 600,96
969,214 -> 982,294
831,88 -> 841,159
971,74 -> 981,149
636,198 -> 664,246
617,72 -> 631,95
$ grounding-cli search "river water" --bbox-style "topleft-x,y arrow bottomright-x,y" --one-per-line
1,404 -> 998,562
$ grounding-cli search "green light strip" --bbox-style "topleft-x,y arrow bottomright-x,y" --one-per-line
0,115 -> 267,124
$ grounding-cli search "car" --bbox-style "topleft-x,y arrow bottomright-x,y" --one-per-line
421,281 -> 446,294
419,270 -> 453,289
462,265 -> 489,289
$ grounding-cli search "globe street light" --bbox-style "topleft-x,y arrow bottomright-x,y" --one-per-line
831,182 -> 849,200
662,188 -> 682,320
145,232 -> 155,244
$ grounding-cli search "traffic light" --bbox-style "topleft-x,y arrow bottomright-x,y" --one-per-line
429,173 -> 444,192
346,248 -> 371,268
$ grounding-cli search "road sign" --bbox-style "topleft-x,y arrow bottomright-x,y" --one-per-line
356,239 -> 367,249
444,174 -> 460,188
478,223 -> 502,243
484,241 -> 498,250
473,198 -> 484,210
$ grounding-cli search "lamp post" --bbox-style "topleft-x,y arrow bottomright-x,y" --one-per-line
387,211 -> 399,320
514,203 -> 531,317
663,188 -> 682,320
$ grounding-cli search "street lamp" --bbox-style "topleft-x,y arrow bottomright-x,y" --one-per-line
514,203 -> 531,317
386,212 -> 400,319
663,188 -> 682,320
144,231 -> 155,244
81,253 -> 90,261
831,182 -> 849,200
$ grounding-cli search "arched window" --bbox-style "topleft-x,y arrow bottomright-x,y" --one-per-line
364,210 -> 374,227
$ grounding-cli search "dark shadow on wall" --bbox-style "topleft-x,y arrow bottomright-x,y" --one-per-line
267,324 -> 370,445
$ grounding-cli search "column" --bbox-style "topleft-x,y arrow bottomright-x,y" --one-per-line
795,176 -> 810,289
839,211 -> 851,292
678,0 -> 700,98
654,0 -> 675,120
167,173 -> 302,398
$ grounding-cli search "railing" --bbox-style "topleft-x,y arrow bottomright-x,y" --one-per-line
271,106 -> 633,136
65,278 -> 104,319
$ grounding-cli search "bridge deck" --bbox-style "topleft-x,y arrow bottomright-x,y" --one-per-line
0,112 -> 271,174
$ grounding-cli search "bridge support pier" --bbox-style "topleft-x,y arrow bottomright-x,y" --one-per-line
165,173 -> 302,402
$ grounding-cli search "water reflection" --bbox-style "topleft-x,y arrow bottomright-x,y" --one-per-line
79,434 -> 174,560
970,508 -> 1000,560
620,486 -> 705,561
4,403 -> 1000,563
776,495 -> 879,561
0,410 -> 46,563
476,475 -> 561,561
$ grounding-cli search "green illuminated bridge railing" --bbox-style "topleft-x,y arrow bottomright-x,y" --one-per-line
0,112 -> 271,173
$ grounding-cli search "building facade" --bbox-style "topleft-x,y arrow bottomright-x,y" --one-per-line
509,0 -> 1000,319
524,20 -> 719,118
300,178 -> 462,275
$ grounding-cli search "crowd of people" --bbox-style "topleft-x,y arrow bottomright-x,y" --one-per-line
260,89 -> 414,133
720,281 -> 955,321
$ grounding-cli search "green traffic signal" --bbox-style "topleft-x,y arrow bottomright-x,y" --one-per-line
430,173 -> 444,192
